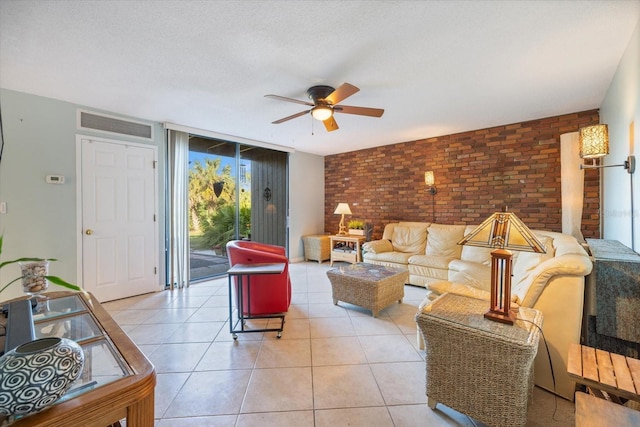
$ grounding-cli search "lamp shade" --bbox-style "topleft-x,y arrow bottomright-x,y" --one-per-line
579,124 -> 609,159
458,211 -> 546,254
311,106 -> 333,121
424,171 -> 435,186
334,203 -> 352,215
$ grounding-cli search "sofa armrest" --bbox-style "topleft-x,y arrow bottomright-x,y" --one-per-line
362,239 -> 393,254
427,281 -> 520,305
514,253 -> 592,307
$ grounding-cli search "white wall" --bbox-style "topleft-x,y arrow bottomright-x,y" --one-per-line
600,19 -> 640,250
0,89 -> 165,301
0,89 -> 325,301
288,151 -> 325,262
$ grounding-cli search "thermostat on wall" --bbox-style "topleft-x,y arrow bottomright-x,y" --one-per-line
46,175 -> 65,184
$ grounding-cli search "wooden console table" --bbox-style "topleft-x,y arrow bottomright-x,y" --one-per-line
0,291 -> 156,427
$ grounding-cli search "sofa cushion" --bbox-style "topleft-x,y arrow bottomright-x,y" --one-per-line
427,281 -> 520,305
408,255 -> 452,282
447,259 -> 491,291
460,245 -> 493,266
409,254 -> 452,269
364,251 -> 414,265
362,239 -> 393,254
512,236 -> 554,282
392,224 -> 428,253
458,225 -> 493,266
426,224 -> 466,257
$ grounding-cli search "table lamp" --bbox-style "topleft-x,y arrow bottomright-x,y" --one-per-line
458,209 -> 546,324
334,203 -> 352,236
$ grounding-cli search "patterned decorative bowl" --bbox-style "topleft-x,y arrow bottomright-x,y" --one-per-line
0,337 -> 84,417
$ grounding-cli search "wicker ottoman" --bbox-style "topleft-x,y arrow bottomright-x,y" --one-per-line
326,263 -> 408,317
302,234 -> 331,263
416,294 -> 542,427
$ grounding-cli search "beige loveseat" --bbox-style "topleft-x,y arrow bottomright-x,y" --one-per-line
362,221 -> 592,400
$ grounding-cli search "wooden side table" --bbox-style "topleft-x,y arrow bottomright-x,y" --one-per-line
416,293 -> 542,427
330,235 -> 366,266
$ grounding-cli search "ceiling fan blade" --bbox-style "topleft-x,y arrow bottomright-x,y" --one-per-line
323,116 -> 339,132
334,105 -> 384,117
272,110 -> 309,124
325,83 -> 359,105
265,94 -> 314,107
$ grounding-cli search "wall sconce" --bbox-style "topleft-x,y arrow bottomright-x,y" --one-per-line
424,171 -> 437,195
425,171 -> 437,223
579,124 -> 635,173
334,203 -> 352,236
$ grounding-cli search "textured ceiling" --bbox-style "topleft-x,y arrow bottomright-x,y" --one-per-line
1,1 -> 638,155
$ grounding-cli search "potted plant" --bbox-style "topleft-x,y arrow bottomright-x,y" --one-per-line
0,235 -> 81,297
348,220 -> 365,236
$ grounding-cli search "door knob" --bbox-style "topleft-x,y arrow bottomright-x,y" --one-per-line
85,229 -> 93,235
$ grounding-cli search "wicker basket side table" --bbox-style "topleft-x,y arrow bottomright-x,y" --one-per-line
416,293 -> 542,427
302,234 -> 331,263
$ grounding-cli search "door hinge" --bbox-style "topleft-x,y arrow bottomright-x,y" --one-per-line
154,267 -> 157,274
153,160 -> 157,169
153,214 -> 156,222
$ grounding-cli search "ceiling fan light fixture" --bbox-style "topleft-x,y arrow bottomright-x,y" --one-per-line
311,106 -> 333,121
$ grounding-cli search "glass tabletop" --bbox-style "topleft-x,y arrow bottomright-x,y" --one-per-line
30,295 -> 130,404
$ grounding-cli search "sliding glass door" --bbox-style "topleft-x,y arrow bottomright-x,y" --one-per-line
187,136 -> 287,281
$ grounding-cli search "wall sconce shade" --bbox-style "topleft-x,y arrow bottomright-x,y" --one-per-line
334,203 -> 352,235
311,106 -> 333,121
424,171 -> 434,186
578,123 -> 635,174
424,171 -> 437,195
458,210 -> 546,324
579,124 -> 609,159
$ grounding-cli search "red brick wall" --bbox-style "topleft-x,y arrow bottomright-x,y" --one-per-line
325,110 -> 601,240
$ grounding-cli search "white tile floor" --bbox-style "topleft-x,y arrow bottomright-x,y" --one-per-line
103,261 -> 576,426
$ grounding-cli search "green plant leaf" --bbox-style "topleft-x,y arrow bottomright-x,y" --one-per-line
45,276 -> 81,291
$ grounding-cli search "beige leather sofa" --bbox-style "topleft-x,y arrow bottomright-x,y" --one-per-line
362,221 -> 592,400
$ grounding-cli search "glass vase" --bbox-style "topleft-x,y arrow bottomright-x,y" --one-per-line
20,260 -> 49,296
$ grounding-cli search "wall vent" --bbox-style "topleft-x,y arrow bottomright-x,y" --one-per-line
78,110 -> 153,140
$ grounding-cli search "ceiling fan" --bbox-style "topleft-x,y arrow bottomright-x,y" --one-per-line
265,83 -> 384,132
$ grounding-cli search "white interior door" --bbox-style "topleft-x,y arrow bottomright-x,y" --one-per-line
80,137 -> 158,302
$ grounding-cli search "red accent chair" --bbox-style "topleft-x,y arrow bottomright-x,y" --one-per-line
226,240 -> 292,315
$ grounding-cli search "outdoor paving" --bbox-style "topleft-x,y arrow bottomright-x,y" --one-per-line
190,250 -> 228,281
